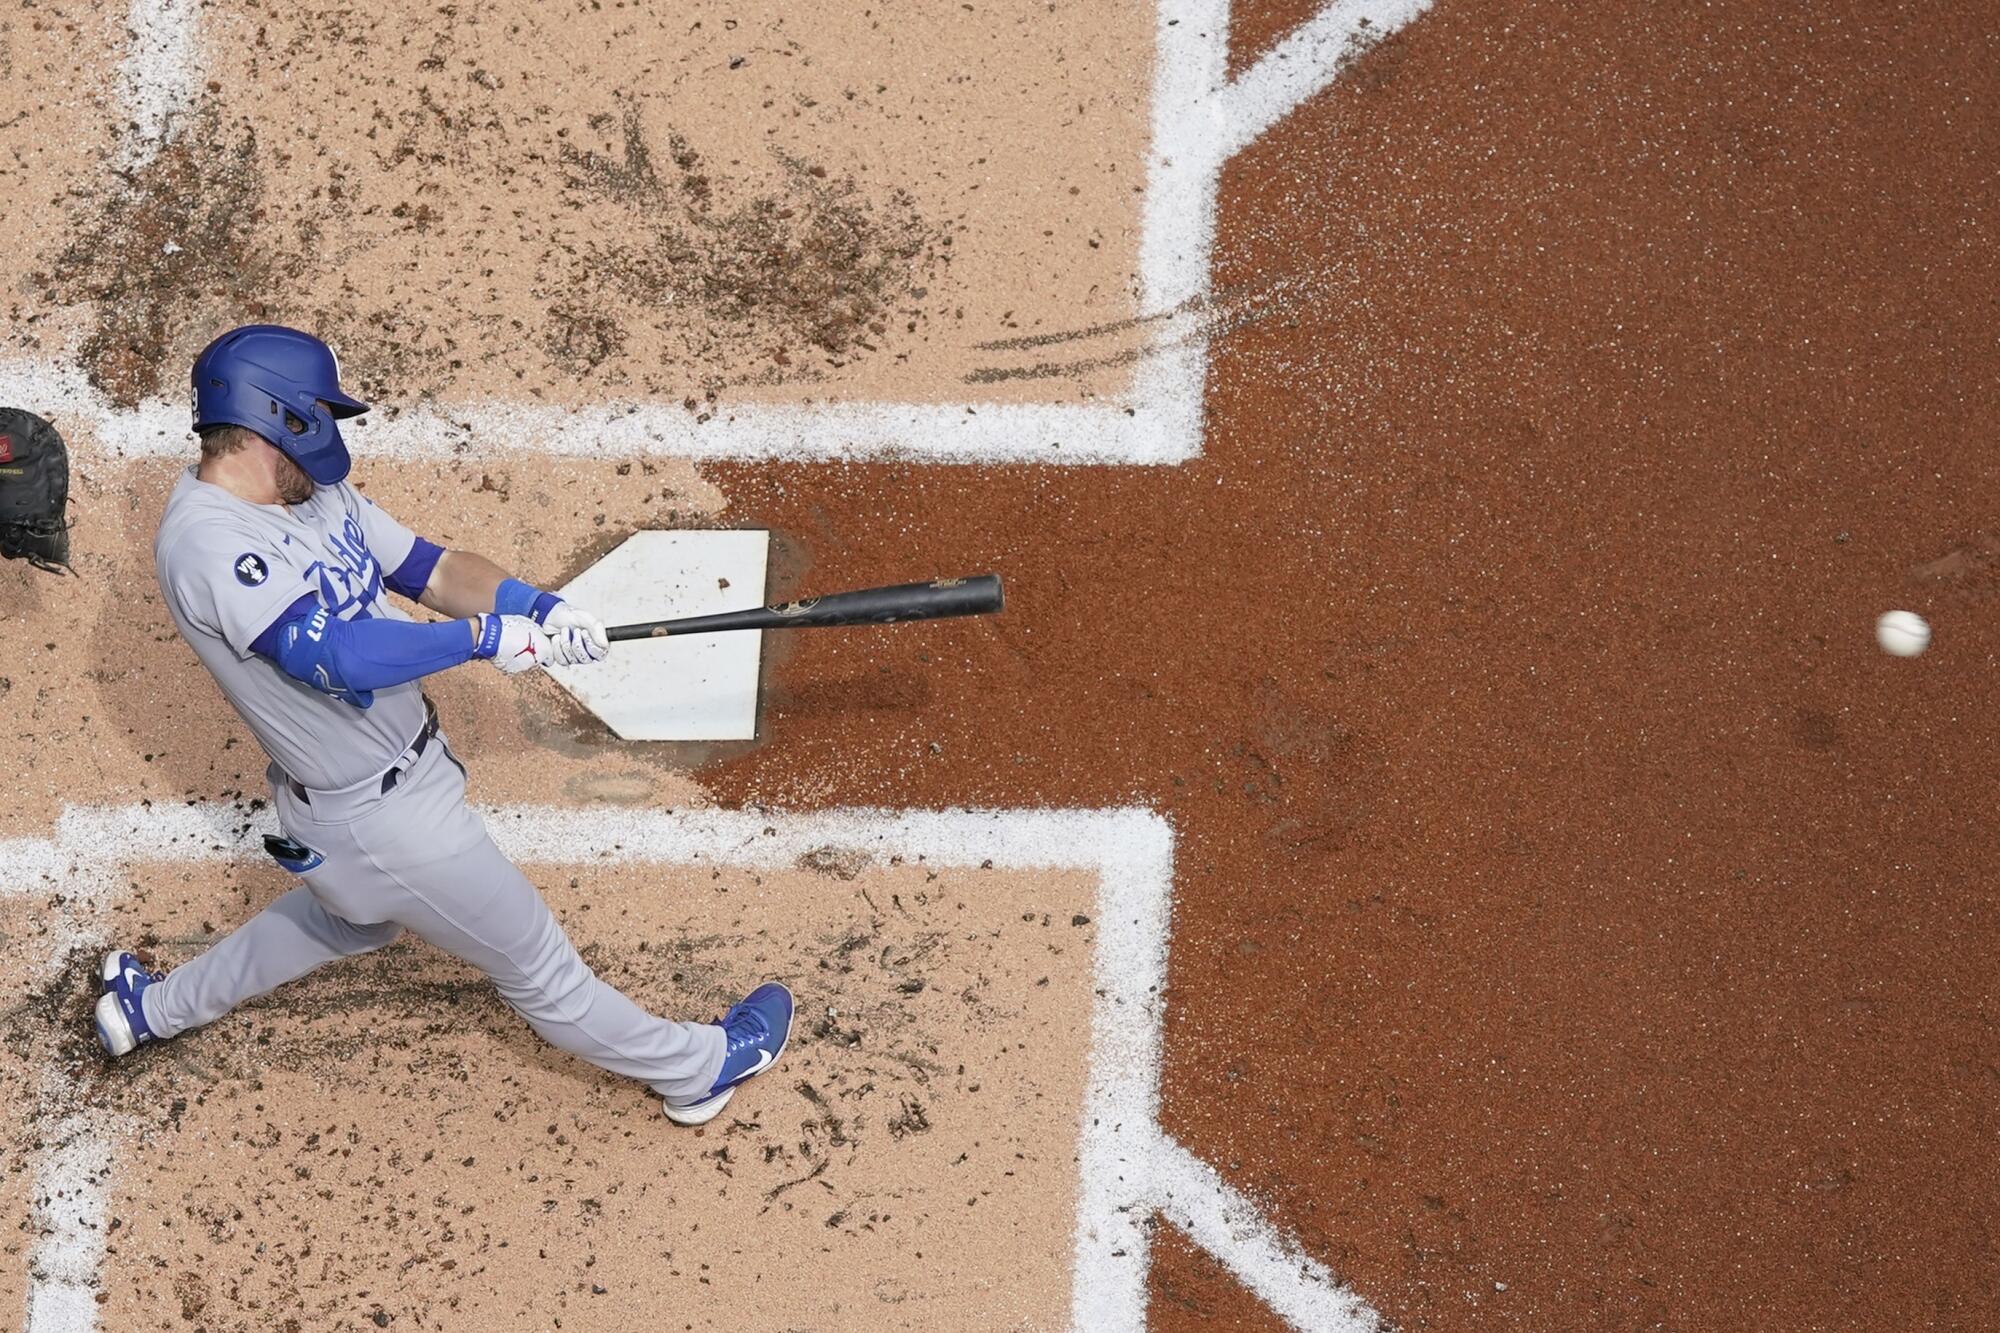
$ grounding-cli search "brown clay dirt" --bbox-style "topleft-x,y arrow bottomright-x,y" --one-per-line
700,3 -> 2000,1329
4,1 -> 1999,1330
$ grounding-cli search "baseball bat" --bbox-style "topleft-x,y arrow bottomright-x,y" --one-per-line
604,574 -> 1004,642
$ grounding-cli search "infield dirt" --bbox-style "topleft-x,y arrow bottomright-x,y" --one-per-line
6,1 -> 1999,1329
13,0 -> 1152,413
4,860 -> 1098,1329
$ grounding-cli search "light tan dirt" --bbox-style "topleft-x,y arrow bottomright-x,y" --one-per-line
20,0 -> 1152,413
4,0 -> 1157,1322
27,860 -> 1102,1330
0,0 -> 124,358
0,895 -> 60,1319
0,450 -> 728,831
0,1180 -> 23,1328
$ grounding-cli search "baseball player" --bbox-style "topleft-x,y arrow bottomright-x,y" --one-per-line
93,324 -> 790,1126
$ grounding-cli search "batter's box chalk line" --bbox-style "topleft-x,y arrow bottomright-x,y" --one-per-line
13,0 -> 1438,1326
6,802 -> 1381,1333
13,0 -> 1431,471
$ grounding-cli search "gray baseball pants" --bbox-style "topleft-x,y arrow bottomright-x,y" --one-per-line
137,735 -> 725,1102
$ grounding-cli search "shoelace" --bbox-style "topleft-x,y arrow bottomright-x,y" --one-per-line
720,1005 -> 770,1055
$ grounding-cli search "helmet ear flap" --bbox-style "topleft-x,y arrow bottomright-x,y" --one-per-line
191,325 -> 360,484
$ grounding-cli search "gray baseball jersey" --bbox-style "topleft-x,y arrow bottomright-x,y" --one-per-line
143,464 -> 727,1106
154,466 -> 428,791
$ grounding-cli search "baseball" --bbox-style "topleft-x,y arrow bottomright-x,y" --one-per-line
1875,609 -> 1930,657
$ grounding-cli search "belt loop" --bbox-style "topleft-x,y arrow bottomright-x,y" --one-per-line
381,698 -> 444,795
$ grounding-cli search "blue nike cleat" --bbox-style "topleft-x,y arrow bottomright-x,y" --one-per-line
94,950 -> 164,1058
662,982 -> 794,1126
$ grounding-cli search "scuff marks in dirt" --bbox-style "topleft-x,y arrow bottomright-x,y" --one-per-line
1910,531 -> 2000,598
962,273 -> 1314,386
0,942 -> 521,1134
31,86 -> 953,409
33,92 -> 946,412
1,942 -> 114,1092
886,1091 -> 932,1140
798,844 -> 869,880
9,864 -> 1092,1326
38,111 -> 294,409
559,104 -> 949,385
542,301 -> 628,376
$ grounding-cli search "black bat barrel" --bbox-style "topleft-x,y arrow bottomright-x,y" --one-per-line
605,574 -> 1004,641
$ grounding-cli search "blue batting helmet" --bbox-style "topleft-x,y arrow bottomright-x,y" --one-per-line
191,325 -> 369,484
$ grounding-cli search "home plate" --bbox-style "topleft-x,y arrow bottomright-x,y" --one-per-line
544,529 -> 770,740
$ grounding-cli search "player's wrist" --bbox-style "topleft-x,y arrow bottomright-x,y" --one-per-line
470,614 -> 504,659
495,577 -> 565,626
493,577 -> 543,619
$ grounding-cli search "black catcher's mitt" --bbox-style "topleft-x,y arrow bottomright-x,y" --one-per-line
0,408 -> 71,574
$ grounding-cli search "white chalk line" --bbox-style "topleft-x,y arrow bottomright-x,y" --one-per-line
1155,1138 -> 1382,1333
6,803 -> 1377,1333
18,1117 -> 113,1333
112,0 -> 202,171
18,0 -> 1436,1328
1213,0 -> 1435,161
50,0 -> 1431,472
0,359 -> 1189,468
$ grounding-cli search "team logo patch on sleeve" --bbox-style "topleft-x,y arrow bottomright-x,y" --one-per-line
234,552 -> 271,586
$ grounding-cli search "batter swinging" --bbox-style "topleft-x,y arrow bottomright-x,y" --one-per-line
94,324 -> 792,1126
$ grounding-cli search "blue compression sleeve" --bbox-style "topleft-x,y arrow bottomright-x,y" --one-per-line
385,537 -> 445,600
260,605 -> 476,707
251,595 -> 319,658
